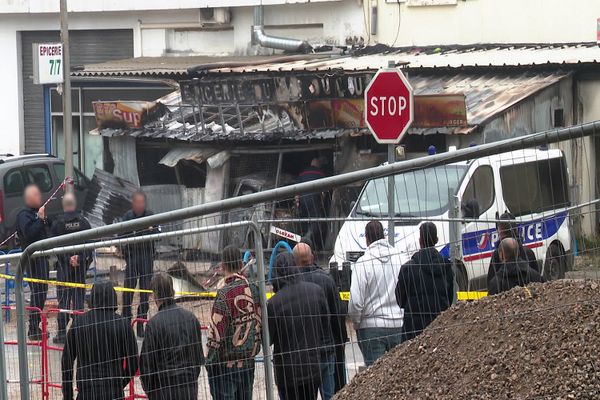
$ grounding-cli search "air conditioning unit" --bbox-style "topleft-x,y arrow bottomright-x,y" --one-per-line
199,7 -> 231,26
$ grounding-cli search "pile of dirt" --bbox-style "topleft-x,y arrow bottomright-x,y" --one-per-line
335,280 -> 600,400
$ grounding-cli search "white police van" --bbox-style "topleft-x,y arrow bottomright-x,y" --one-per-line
331,148 -> 573,290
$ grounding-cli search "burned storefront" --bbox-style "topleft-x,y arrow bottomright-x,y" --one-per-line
88,51 -> 576,253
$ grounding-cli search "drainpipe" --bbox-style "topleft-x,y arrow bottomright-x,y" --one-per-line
251,5 -> 313,53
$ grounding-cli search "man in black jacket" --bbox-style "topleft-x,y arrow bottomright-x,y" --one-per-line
16,184 -> 50,340
488,238 -> 545,295
51,192 -> 93,344
487,213 -> 538,287
62,281 -> 138,400
395,222 -> 454,341
121,189 -> 159,337
294,242 -> 348,398
140,273 -> 204,400
268,265 -> 331,400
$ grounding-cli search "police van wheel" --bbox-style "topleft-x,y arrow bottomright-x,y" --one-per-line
544,243 -> 565,281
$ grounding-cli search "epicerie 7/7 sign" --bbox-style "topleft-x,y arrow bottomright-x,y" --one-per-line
32,43 -> 64,85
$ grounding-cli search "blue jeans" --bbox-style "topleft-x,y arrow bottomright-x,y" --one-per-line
208,365 -> 255,400
357,328 -> 403,367
319,353 -> 336,400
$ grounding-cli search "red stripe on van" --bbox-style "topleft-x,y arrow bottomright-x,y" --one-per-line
463,241 -> 544,262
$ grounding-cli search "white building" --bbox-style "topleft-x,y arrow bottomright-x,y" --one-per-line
0,0 -> 365,156
364,0 -> 600,47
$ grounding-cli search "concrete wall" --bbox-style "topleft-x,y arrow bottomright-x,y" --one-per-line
364,0 -> 600,46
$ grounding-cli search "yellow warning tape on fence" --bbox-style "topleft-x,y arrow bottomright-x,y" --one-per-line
0,273 -> 487,301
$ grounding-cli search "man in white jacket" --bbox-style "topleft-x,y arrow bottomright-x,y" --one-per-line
349,221 -> 404,366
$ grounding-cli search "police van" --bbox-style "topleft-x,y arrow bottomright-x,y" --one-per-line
331,148 -> 573,290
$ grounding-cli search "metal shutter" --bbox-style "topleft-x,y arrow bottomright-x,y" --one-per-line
21,29 -> 133,154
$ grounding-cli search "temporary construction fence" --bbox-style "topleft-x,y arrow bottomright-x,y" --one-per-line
0,120 -> 600,400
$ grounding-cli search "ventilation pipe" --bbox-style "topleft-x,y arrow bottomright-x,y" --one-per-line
251,5 -> 313,53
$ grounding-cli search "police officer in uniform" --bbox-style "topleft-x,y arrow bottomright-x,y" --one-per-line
51,192 -> 92,344
16,184 -> 50,340
121,190 -> 159,338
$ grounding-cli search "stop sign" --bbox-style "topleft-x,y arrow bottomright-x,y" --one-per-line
364,69 -> 414,144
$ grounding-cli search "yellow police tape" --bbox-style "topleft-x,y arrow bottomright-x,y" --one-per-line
0,273 -> 487,301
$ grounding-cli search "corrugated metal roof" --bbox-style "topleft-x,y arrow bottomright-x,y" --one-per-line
93,69 -> 569,142
73,43 -> 600,77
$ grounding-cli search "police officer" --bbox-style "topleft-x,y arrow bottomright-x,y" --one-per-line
16,184 -> 50,340
51,192 -> 92,344
121,190 -> 158,338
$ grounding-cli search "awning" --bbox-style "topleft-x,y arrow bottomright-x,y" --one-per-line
94,69 -> 570,142
159,147 -> 219,167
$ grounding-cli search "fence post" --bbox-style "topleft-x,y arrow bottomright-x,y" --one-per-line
248,222 -> 275,400
15,259 -> 30,400
448,189 -> 463,301
0,279 -> 7,400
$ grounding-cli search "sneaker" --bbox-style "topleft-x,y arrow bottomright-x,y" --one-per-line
136,323 -> 145,338
53,332 -> 66,345
28,326 -> 42,341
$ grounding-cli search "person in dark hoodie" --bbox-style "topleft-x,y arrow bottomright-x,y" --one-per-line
62,281 -> 138,400
488,237 -> 545,295
487,212 -> 538,288
51,192 -> 93,344
268,263 -> 331,400
294,241 -> 347,399
121,189 -> 159,337
395,222 -> 454,341
140,273 -> 204,400
16,184 -> 50,340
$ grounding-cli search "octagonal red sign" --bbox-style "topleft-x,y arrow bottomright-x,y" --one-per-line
364,69 -> 414,144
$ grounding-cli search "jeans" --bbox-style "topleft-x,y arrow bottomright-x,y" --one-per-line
357,327 -> 403,367
333,344 -> 347,392
122,256 -> 153,320
208,365 -> 255,400
27,258 -> 49,329
319,353 -> 336,400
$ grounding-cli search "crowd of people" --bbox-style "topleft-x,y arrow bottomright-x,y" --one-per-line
14,182 -> 548,400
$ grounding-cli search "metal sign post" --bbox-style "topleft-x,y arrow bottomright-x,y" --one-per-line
387,144 -> 396,245
60,0 -> 74,192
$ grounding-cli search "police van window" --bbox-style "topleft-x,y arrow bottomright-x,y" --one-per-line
4,169 -> 25,196
462,165 -> 495,217
23,165 -> 53,193
500,157 -> 569,216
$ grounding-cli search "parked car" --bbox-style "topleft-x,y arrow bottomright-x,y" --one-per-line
0,154 -> 90,248
224,173 -> 297,249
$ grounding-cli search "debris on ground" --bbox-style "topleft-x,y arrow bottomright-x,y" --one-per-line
335,280 -> 600,400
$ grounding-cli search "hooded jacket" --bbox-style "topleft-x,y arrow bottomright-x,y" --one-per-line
302,264 -> 348,348
488,259 -> 545,296
62,282 -> 138,400
140,299 -> 204,400
395,247 -> 454,341
349,239 -> 404,330
267,270 -> 330,388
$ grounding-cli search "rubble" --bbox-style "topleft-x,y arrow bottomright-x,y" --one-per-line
335,280 -> 600,400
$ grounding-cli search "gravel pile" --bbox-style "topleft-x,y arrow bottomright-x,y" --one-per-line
336,280 -> 600,400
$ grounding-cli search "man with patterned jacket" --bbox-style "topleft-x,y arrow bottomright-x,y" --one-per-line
207,245 -> 262,400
